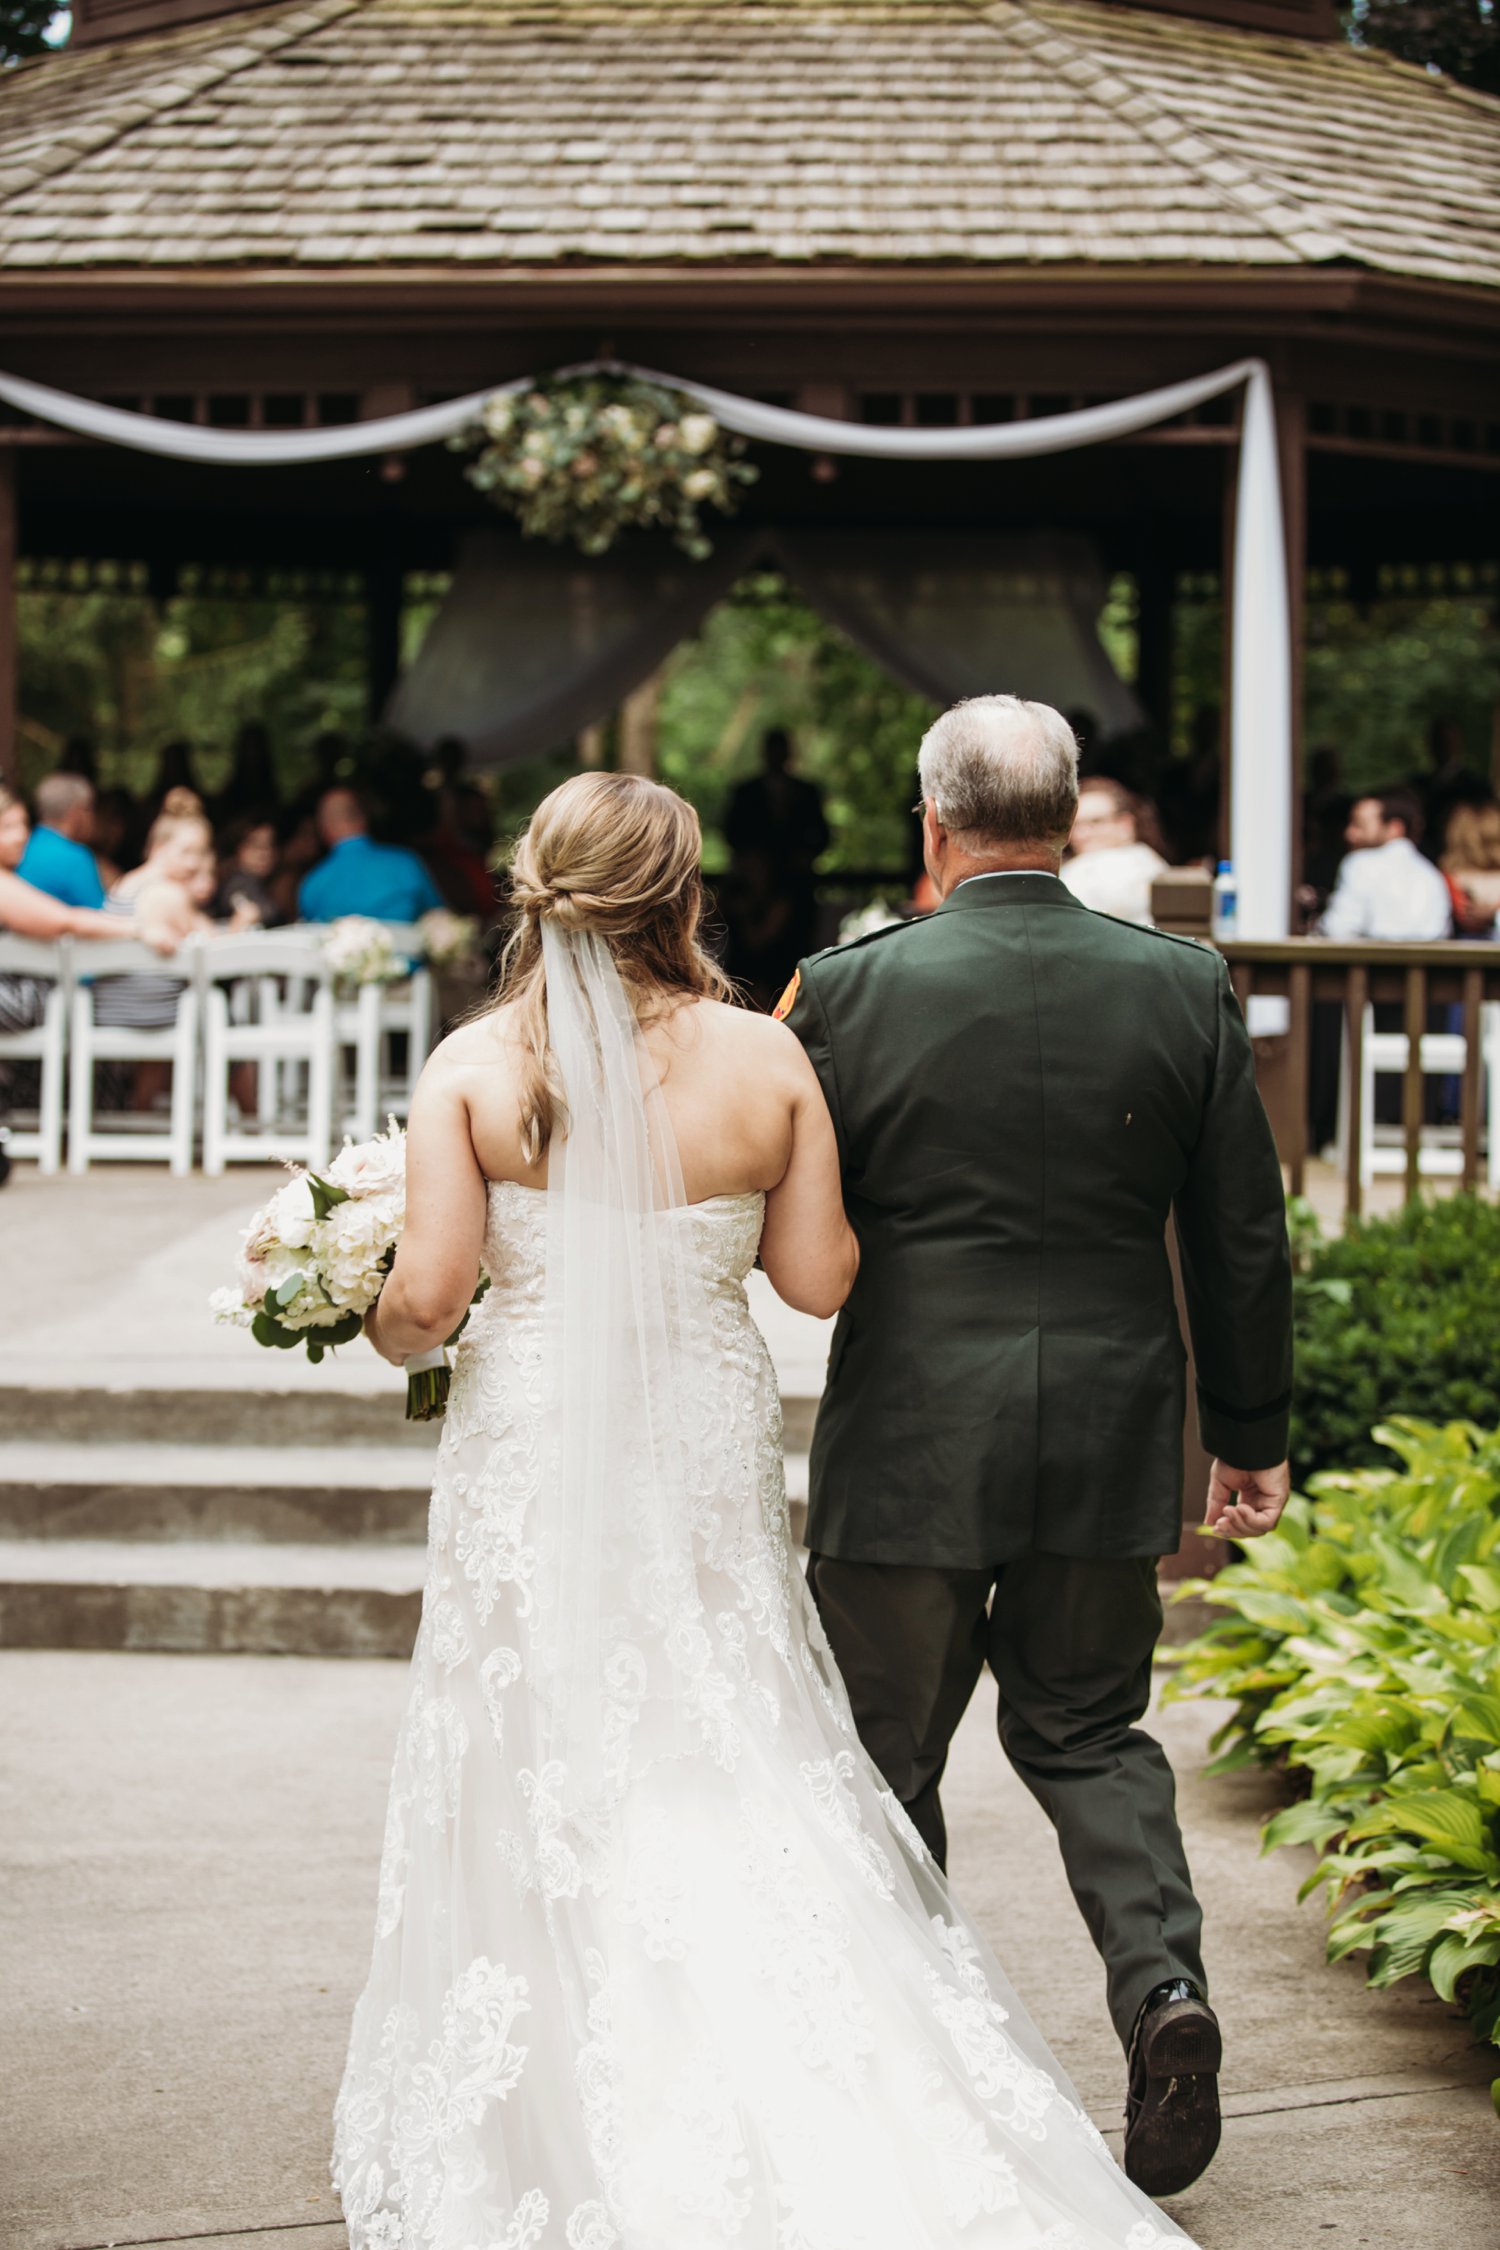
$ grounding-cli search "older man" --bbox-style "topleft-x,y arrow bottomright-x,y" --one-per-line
18,773 -> 106,910
780,695 -> 1293,2198
298,787 -> 443,925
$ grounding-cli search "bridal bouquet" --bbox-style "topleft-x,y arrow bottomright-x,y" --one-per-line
322,915 -> 405,990
210,1122 -> 480,1420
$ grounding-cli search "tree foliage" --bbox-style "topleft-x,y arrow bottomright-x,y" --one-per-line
1346,0 -> 1500,96
0,0 -> 59,67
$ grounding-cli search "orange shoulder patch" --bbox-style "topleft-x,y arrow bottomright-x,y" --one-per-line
772,968 -> 801,1023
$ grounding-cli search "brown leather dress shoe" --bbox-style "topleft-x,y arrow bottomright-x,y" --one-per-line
1123,1979 -> 1222,2198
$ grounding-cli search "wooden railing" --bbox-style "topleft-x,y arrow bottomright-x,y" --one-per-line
1219,940 -> 1500,1214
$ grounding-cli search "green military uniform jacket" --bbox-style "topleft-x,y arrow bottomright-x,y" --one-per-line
783,871 -> 1293,1564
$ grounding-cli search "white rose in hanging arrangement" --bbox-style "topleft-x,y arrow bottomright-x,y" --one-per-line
450,375 -> 758,558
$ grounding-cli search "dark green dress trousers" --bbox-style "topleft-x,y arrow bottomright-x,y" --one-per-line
808,1549 -> 1207,2051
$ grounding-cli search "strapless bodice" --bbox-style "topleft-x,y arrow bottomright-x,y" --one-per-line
477,1177 -> 767,1311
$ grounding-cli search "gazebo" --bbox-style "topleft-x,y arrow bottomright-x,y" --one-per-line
1,0 -> 1498,935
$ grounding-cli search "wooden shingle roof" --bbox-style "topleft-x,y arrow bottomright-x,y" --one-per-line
1,0 -> 1497,289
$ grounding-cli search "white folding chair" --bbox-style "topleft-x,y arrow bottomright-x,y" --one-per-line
334,924 -> 434,1142
68,937 -> 201,1174
0,934 -> 73,1174
1353,1007 -> 1485,1186
201,931 -> 335,1174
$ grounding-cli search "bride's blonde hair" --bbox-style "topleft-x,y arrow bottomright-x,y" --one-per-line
498,771 -> 732,1161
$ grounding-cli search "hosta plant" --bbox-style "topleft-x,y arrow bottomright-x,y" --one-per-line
1165,1416 -> 1500,2110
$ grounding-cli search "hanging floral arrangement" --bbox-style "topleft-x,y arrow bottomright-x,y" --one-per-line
451,374 -> 758,559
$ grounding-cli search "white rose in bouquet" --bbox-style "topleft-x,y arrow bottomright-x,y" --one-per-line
211,1120 -> 483,1416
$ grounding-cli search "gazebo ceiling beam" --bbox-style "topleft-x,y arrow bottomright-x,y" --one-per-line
3,270 -> 1500,342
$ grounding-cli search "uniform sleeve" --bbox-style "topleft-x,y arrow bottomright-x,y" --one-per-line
778,959 -> 846,1162
1173,956 -> 1294,1470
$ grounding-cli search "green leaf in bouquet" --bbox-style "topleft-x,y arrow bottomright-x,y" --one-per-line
315,1311 -> 364,1352
251,1310 -> 303,1350
306,1173 -> 351,1225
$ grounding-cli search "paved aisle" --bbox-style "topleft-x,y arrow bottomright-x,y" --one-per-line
3,1652 -> 1495,2250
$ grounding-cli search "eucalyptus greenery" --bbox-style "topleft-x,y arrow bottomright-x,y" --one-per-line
453,376 -> 758,559
1167,1416 -> 1500,2111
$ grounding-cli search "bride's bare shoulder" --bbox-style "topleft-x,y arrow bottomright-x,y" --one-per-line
422,1005 -> 524,1084
674,995 -> 812,1083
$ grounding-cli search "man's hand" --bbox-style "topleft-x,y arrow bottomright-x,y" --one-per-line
1203,1457 -> 1291,1541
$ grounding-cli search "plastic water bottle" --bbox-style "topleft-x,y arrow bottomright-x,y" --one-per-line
1211,860 -> 1238,942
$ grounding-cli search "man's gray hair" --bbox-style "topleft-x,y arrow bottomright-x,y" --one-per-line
34,771 -> 94,824
917,696 -> 1079,849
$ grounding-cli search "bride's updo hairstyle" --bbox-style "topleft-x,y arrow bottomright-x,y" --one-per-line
498,771 -> 732,1160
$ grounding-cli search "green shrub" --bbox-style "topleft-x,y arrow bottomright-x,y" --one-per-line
1290,1194 -> 1500,1480
1166,1417 -> 1500,2110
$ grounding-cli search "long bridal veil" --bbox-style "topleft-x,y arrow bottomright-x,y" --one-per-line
532,918 -> 724,1830
335,924 -> 1196,2250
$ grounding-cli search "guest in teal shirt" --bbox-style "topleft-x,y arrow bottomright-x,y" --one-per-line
298,788 -> 444,925
17,774 -> 106,910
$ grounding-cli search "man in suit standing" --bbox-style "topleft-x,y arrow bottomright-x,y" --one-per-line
780,695 -> 1292,2199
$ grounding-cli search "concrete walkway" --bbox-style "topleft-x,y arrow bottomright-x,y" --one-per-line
4,1651 -> 1495,2250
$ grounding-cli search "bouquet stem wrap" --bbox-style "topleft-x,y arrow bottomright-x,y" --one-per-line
403,1345 -> 452,1422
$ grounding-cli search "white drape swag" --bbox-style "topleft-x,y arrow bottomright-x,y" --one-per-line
0,356 -> 1291,936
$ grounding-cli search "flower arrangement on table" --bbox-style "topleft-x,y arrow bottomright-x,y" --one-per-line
321,915 -> 406,991
452,374 -> 758,558
210,1121 -> 484,1419
415,907 -> 482,971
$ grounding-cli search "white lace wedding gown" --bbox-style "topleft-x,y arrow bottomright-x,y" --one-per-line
332,1171 -> 1198,2250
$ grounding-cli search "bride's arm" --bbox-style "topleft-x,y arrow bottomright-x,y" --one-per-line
759,1030 -> 859,1319
365,1052 -> 488,1365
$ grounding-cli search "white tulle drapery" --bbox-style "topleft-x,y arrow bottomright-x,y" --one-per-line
0,356 -> 1290,934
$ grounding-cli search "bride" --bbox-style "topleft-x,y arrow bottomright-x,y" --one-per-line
334,772 -> 1196,2250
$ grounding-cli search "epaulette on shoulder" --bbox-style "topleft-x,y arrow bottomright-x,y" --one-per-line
810,914 -> 935,970
1088,911 -> 1220,962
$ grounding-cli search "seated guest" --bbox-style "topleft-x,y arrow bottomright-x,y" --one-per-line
0,779 -> 145,1018
421,783 -> 500,922
1060,777 -> 1168,926
98,790 -> 218,1027
298,786 -> 443,925
1441,800 -> 1500,937
213,814 -> 284,928
1318,788 -> 1451,941
0,781 -> 174,1181
18,773 -> 106,909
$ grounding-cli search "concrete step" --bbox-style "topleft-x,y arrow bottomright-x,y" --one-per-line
0,1383 -> 822,1453
0,1538 -> 425,1657
0,1442 -> 810,1546
0,1441 -> 436,1543
0,1476 -> 812,1654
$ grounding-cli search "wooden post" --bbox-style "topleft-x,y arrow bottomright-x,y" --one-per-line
577,722 -> 607,769
1402,966 -> 1426,1203
0,452 -> 17,787
618,669 -> 663,776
